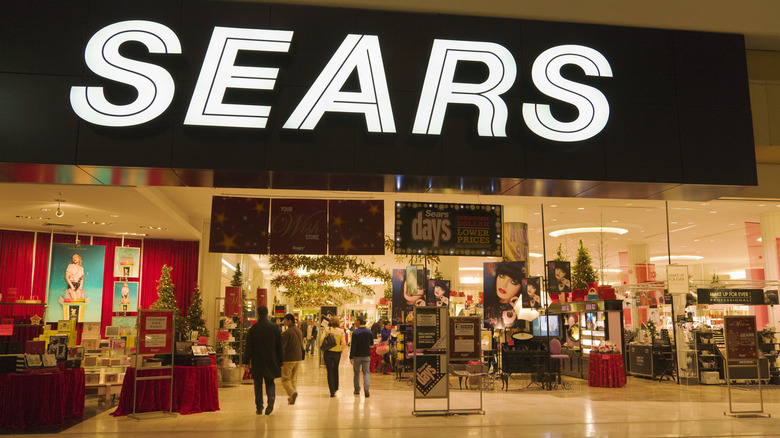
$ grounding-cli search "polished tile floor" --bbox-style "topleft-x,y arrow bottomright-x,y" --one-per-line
17,353 -> 780,437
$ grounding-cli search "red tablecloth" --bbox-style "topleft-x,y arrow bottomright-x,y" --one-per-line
0,368 -> 84,430
588,353 -> 626,387
112,366 -> 219,416
370,345 -> 390,373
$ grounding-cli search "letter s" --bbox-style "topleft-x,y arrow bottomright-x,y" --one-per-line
522,45 -> 612,142
70,21 -> 181,127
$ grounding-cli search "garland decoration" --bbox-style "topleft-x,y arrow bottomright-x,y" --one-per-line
270,255 -> 391,308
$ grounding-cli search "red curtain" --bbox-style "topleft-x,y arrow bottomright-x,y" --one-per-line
0,230 -> 35,317
139,240 -> 200,316
0,230 -> 198,331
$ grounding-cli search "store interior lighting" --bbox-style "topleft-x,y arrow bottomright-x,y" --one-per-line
549,227 -> 628,237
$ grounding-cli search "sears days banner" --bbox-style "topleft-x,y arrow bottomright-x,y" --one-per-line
394,203 -> 502,256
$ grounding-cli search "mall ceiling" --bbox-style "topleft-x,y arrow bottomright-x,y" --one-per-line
1,182 -> 778,282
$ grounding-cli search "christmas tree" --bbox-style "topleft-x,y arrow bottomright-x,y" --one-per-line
150,264 -> 186,339
572,239 -> 598,291
186,284 -> 209,339
554,243 -> 567,262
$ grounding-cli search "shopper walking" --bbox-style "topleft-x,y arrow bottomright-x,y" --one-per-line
370,319 -> 382,339
379,320 -> 393,375
306,320 -> 317,356
321,316 -> 347,397
280,313 -> 303,405
244,306 -> 283,415
350,316 -> 374,397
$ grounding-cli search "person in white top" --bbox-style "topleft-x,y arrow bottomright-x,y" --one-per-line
66,254 -> 85,300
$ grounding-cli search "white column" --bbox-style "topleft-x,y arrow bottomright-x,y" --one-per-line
198,220 -> 223,341
761,212 -> 780,328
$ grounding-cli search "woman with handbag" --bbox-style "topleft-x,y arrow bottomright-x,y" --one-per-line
321,316 -> 347,397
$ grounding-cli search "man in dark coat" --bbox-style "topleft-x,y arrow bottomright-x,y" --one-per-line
244,306 -> 283,415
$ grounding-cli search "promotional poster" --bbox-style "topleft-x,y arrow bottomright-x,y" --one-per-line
483,261 -> 526,328
427,279 -> 450,307
113,246 -> 141,278
113,281 -> 139,312
46,243 -> 105,323
394,202 -> 502,256
547,261 -> 572,294
392,268 -> 426,320
522,277 -> 542,310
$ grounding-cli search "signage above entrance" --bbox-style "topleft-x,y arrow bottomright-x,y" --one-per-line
0,1 -> 757,196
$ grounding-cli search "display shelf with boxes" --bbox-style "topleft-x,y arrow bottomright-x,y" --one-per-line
758,331 -> 780,384
214,296 -> 257,387
82,322 -> 135,403
695,331 -> 723,384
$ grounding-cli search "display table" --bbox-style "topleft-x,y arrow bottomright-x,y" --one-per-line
0,368 -> 85,430
112,366 -> 219,416
588,353 -> 626,387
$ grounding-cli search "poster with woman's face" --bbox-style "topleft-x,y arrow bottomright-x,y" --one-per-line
547,261 -> 571,293
392,268 -> 426,320
113,281 -> 139,312
522,277 -> 542,310
427,279 -> 450,307
46,243 -> 105,323
483,261 -> 526,328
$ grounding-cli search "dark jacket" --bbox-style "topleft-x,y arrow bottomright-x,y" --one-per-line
349,327 -> 374,359
281,325 -> 303,362
244,317 -> 283,379
370,322 -> 382,339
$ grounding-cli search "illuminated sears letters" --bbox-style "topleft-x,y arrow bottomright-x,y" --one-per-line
412,39 -> 517,137
184,27 -> 294,129
522,45 -> 613,142
284,34 -> 396,133
69,21 -> 182,127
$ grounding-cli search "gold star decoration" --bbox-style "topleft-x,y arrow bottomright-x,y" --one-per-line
254,202 -> 266,214
338,236 -> 357,254
30,314 -> 42,325
214,212 -> 227,224
368,204 -> 379,215
332,215 -> 343,227
220,232 -> 239,252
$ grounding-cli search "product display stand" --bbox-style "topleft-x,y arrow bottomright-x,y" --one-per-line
723,316 -> 770,418
129,309 -> 176,420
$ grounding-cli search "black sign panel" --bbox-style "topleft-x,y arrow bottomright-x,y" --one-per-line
394,202 -> 502,256
697,289 -> 765,305
0,0 -> 755,190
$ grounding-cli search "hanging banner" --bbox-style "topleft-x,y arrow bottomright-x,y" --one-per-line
547,261 -> 572,294
113,281 -> 139,312
113,246 -> 141,278
394,202 -> 502,256
503,222 -> 529,262
209,196 -> 270,254
270,199 -> 327,255
328,200 -> 384,255
256,288 -> 267,308
138,310 -> 173,355
224,286 -> 242,317
522,277 -> 543,310
46,243 -> 105,323
427,279 -> 450,307
666,265 -> 689,295
697,289 -> 765,305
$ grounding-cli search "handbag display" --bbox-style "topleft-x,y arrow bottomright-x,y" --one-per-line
320,332 -> 337,351
375,341 -> 389,355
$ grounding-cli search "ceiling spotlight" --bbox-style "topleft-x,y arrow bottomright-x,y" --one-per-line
54,194 -> 65,218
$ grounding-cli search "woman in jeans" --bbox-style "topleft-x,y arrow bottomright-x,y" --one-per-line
322,316 -> 347,397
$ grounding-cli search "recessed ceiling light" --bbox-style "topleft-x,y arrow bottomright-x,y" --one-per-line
626,203 -> 633,206
709,211 -> 717,214
757,237 -> 763,242
140,225 -> 168,230
670,221 -> 678,224
577,207 -> 584,210
759,204 -> 766,207
549,227 -> 628,237
551,219 -> 557,222
649,255 -> 703,261
529,253 -> 543,258
110,214 -> 120,218
611,220 -> 619,223
40,208 -> 50,212
549,204 -> 557,208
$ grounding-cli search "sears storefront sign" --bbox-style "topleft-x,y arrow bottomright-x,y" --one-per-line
0,1 -> 755,186
71,21 -> 611,143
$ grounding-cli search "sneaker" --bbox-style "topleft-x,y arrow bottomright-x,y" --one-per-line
365,389 -> 370,398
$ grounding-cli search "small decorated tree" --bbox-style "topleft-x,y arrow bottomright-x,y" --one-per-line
186,284 -> 209,339
554,243 -> 567,262
150,265 -> 186,339
572,239 -> 598,291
